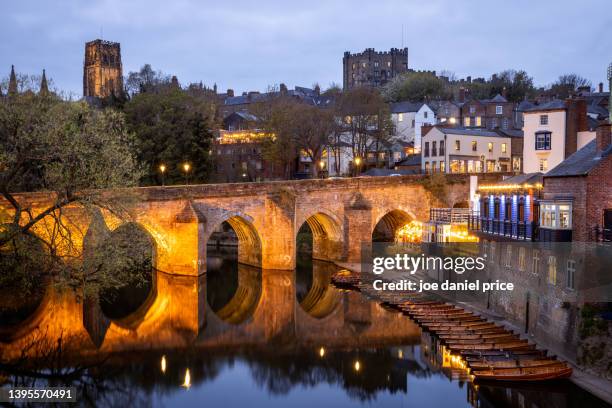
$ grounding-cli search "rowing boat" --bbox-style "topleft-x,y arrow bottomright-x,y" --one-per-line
472,365 -> 572,381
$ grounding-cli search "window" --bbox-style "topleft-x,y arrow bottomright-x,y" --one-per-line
440,161 -> 445,172
502,118 -> 509,129
496,105 -> 503,115
540,115 -> 548,125
548,256 -> 557,285
432,141 -> 437,156
464,117 -> 471,127
476,116 -> 482,127
566,260 -> 576,289
361,62 -> 366,68
540,203 -> 572,229
424,111 -> 428,118
424,162 -> 430,173
469,106 -> 475,114
539,158 -> 548,172
535,132 -> 551,150
501,143 -> 507,153
487,160 -> 496,172
455,140 -> 460,150
439,141 -> 445,155
387,61 -> 391,67
424,142 -> 430,157
488,142 -> 493,152
505,245 -> 513,267
412,119 -> 415,128
374,61 -> 379,68
512,157 -> 521,171
471,141 -> 477,151
432,161 -> 437,172
398,113 -> 403,122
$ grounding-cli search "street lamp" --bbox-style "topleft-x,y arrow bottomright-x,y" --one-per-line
159,164 -> 166,186
319,160 -> 325,178
182,163 -> 191,185
354,156 -> 362,176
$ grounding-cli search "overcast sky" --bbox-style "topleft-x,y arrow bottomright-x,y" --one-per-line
2,0 -> 611,97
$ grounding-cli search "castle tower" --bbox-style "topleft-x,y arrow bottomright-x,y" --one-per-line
342,48 -> 409,90
83,39 -> 123,98
8,65 -> 17,96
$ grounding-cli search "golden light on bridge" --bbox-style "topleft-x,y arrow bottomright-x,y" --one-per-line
182,368 -> 191,389
182,163 -> 191,173
159,164 -> 166,173
319,347 -> 326,358
161,355 -> 167,373
354,360 -> 361,372
395,220 -> 423,243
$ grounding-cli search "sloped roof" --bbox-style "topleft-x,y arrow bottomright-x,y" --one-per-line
489,94 -> 508,103
435,127 -> 506,138
397,154 -> 421,166
390,101 -> 424,113
526,99 -> 566,112
544,139 -> 612,177
587,104 -> 609,119
516,100 -> 536,112
499,172 -> 543,185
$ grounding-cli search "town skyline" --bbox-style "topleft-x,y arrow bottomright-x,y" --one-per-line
2,0 -> 611,97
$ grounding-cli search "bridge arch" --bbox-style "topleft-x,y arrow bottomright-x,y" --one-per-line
372,208 -> 416,242
297,210 -> 343,262
296,260 -> 341,320
207,212 -> 262,268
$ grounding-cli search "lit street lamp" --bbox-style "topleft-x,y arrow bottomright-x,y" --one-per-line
159,164 -> 166,186
354,156 -> 362,176
182,163 -> 191,185
319,160 -> 325,178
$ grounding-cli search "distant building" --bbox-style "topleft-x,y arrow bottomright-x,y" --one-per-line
83,39 -> 123,98
460,94 -> 515,130
342,48 -> 408,90
522,98 -> 596,173
434,101 -> 463,125
390,102 -> 435,150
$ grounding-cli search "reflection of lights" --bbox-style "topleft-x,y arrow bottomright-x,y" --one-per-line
182,369 -> 191,388
354,361 -> 361,372
319,347 -> 326,357
161,355 -> 167,373
396,220 -> 423,243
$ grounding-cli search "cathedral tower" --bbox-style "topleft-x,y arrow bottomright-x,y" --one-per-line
83,39 -> 123,98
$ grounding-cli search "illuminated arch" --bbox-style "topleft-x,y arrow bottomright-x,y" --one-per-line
298,211 -> 343,261
372,209 -> 415,242
208,213 -> 262,267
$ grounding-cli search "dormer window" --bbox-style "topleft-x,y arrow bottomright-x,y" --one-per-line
496,106 -> 503,115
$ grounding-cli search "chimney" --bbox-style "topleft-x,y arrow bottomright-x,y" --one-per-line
314,84 -> 320,96
599,82 -> 604,93
227,89 -> 234,97
564,98 -> 588,157
596,122 -> 611,152
458,87 -> 465,103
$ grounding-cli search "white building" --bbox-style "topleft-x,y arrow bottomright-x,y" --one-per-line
390,102 -> 436,151
421,127 -> 512,174
522,99 -> 596,173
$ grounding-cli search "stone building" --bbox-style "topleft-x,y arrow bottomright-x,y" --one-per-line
83,39 -> 123,98
342,48 -> 408,90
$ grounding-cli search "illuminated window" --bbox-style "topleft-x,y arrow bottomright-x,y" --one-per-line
532,250 -> 540,274
431,161 -> 437,172
398,113 -> 403,122
455,140 -> 460,150
501,143 -> 507,153
539,158 -> 548,172
540,203 -> 572,229
513,157 -> 521,171
488,142 -> 493,152
464,117 -> 471,127
424,162 -> 430,173
471,141 -> 477,151
496,105 -> 503,115
374,61 -> 379,68
476,116 -> 482,127
440,161 -> 445,172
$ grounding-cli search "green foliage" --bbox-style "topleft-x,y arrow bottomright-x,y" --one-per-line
124,87 -> 214,185
488,70 -> 536,102
383,71 -> 451,102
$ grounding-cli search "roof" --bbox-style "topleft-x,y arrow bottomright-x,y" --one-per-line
496,128 -> 524,138
225,111 -> 259,122
516,100 -> 535,112
433,127 -> 507,138
397,154 -> 421,166
489,94 -> 508,103
587,104 -> 609,119
499,172 -> 543,185
526,99 -> 566,112
544,139 -> 612,178
390,101 -> 424,113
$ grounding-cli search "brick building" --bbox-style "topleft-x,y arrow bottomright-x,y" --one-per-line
83,39 -> 123,98
342,48 -> 408,90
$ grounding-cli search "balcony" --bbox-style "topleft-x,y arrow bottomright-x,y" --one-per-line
468,213 -> 538,241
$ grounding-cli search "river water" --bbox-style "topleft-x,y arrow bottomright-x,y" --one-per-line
0,248 -> 609,408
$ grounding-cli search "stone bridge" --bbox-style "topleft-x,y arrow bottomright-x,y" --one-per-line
2,175 -> 469,275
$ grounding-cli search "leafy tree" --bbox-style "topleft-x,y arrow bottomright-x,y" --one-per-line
124,87 -> 214,185
488,70 -> 535,102
124,64 -> 171,96
382,71 -> 451,102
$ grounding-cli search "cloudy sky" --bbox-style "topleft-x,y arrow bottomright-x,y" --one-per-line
2,0 -> 611,97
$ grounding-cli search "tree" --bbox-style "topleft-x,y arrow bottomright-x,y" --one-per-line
124,87 -> 215,185
489,70 -> 535,102
336,87 -> 393,174
382,71 -> 451,102
548,74 -> 592,99
124,64 -> 171,96
0,92 -> 147,299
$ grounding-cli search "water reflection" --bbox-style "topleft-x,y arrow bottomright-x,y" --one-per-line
0,256 -> 610,407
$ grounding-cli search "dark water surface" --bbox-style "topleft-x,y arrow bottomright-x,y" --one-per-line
0,249 -> 610,408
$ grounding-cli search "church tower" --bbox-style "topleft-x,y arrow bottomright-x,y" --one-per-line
83,39 -> 123,98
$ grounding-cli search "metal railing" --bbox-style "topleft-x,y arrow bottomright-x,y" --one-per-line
468,213 -> 537,241
430,208 -> 471,224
